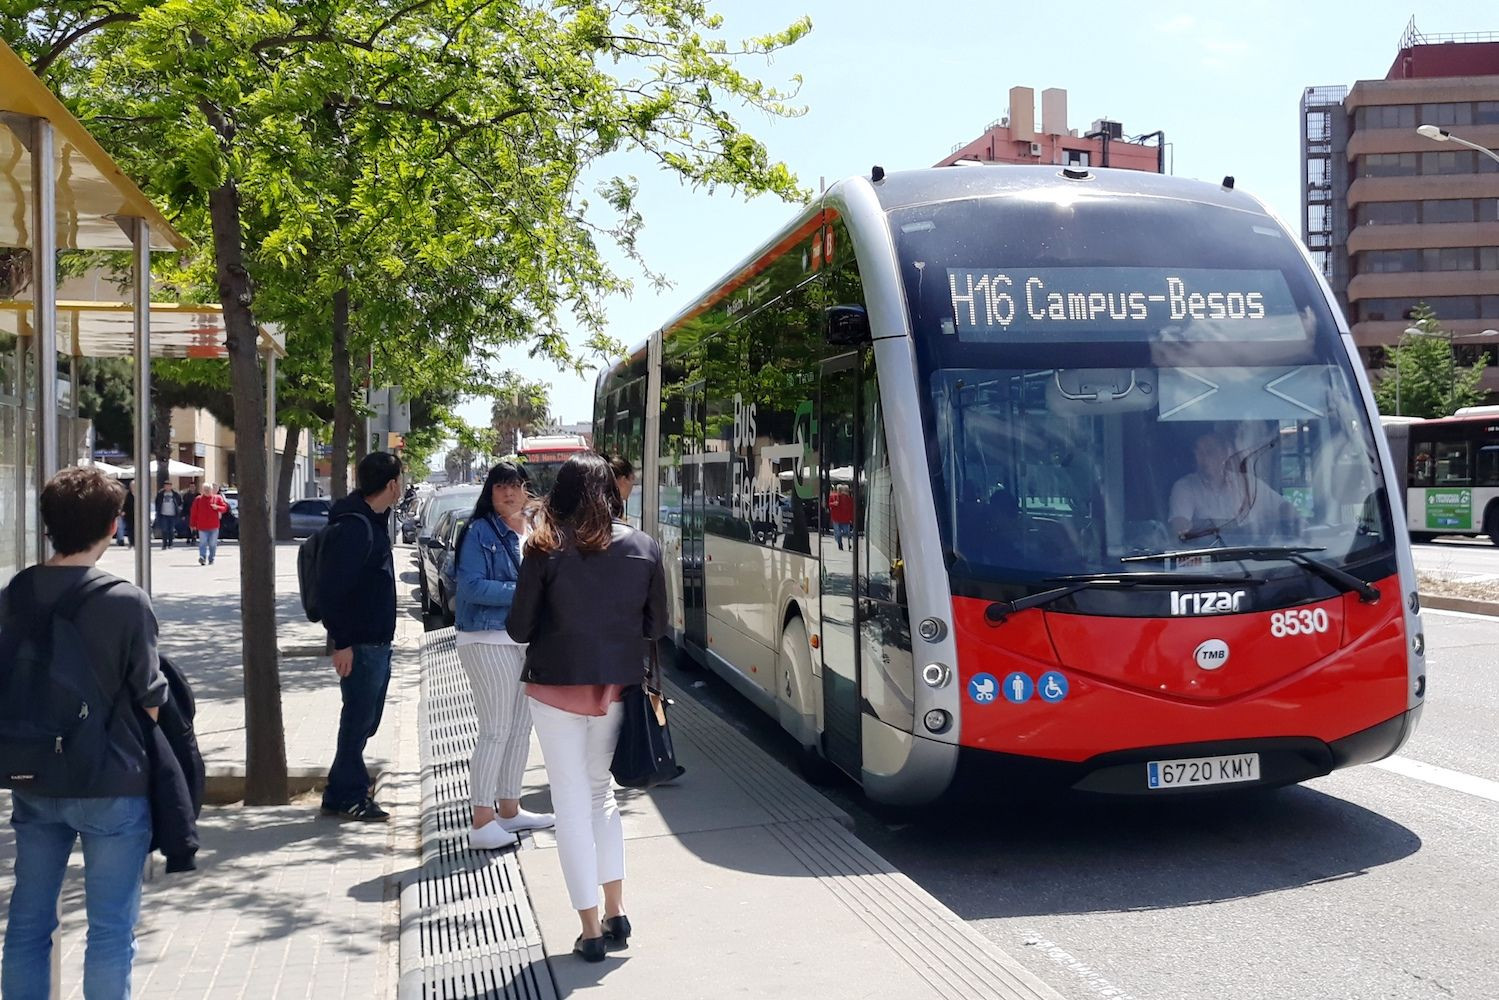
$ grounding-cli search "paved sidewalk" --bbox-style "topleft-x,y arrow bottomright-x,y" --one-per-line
0,541 -> 425,998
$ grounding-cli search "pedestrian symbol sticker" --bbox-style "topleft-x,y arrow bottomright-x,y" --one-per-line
1002,672 -> 1034,704
968,673 -> 998,704
1038,671 -> 1069,703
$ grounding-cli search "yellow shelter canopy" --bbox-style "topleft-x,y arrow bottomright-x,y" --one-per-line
0,300 -> 285,358
0,39 -> 183,251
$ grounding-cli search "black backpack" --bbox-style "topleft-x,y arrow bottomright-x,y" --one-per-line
0,572 -> 125,795
297,513 -> 373,622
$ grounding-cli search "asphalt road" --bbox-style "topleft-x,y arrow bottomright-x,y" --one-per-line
1412,535 -> 1499,583
664,608 -> 1499,1000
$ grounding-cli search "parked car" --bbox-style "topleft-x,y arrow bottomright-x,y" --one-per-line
288,497 -> 333,538
413,485 -> 480,596
219,496 -> 240,540
418,509 -> 468,622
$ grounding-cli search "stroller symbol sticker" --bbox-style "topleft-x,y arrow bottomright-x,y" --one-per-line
968,673 -> 998,704
1038,671 -> 1069,703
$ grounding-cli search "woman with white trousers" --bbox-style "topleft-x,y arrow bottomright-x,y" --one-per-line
507,453 -> 667,963
453,462 -> 555,850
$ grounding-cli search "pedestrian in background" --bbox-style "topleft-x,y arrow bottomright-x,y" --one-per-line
606,454 -> 636,510
454,462 -> 554,851
190,483 -> 230,566
153,482 -> 183,550
0,467 -> 167,999
181,486 -> 200,545
507,453 -> 668,962
315,452 -> 403,822
122,481 -> 136,547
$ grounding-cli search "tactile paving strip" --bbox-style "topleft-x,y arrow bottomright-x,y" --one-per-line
399,628 -> 557,1000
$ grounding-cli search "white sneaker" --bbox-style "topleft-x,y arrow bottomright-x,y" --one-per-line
499,808 -> 556,833
467,821 -> 519,850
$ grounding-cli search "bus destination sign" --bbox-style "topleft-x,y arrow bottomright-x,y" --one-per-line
945,266 -> 1303,342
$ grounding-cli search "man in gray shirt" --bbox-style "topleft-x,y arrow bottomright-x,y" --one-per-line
1,466 -> 166,999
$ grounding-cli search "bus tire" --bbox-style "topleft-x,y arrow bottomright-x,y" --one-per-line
781,617 -> 838,785
1486,505 -> 1499,546
1410,532 -> 1437,544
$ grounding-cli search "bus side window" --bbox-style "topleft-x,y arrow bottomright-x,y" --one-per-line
1410,442 -> 1434,487
1434,441 -> 1471,486
1478,442 -> 1499,487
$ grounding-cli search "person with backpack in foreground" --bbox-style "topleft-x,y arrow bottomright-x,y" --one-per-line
1,467 -> 168,999
315,451 -> 403,822
453,462 -> 554,851
507,453 -> 668,962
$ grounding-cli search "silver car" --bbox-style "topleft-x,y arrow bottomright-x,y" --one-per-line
288,497 -> 333,538
415,486 -> 480,604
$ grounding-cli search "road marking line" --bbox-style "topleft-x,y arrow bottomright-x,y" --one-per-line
1371,756 -> 1499,804
1021,929 -> 1139,1000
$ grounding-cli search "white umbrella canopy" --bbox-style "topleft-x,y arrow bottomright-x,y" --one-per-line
79,458 -> 129,476
116,459 -> 206,480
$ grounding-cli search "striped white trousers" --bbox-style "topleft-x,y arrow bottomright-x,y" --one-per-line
456,642 -> 533,805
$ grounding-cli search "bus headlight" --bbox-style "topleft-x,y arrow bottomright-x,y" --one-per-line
1408,591 -> 1420,614
923,709 -> 951,734
1412,632 -> 1425,657
918,617 -> 947,642
921,663 -> 951,688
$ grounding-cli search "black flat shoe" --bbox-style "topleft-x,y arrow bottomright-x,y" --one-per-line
574,935 -> 607,963
604,915 -> 631,946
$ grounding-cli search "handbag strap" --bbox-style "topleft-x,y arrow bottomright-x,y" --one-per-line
646,639 -> 661,690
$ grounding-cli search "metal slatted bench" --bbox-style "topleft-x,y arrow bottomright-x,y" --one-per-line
399,627 -> 558,1000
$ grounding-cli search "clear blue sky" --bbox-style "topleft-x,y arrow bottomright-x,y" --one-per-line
454,1 -> 1487,437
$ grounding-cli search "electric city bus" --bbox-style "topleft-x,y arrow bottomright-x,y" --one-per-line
1385,407 -> 1499,542
597,166 -> 1426,804
516,433 -> 591,498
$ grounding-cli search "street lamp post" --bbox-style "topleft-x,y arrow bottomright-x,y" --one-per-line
1416,124 -> 1499,166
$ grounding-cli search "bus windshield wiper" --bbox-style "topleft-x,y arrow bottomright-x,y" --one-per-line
984,570 -> 1262,624
1120,545 -> 1381,604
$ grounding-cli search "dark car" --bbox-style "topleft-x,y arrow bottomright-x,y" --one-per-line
418,510 -> 468,622
289,497 -> 333,538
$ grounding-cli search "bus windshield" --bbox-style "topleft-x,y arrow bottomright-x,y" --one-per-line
893,192 -> 1394,592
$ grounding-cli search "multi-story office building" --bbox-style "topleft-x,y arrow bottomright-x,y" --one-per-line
1301,22 -> 1499,383
937,86 -> 1166,172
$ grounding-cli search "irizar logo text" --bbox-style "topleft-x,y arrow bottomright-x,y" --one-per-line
1170,590 -> 1247,616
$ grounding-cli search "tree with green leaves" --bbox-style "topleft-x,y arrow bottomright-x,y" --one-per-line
8,0 -> 809,804
1373,303 -> 1489,418
491,378 -> 552,455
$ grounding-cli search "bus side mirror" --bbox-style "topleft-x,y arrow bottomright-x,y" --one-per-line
825,305 -> 871,346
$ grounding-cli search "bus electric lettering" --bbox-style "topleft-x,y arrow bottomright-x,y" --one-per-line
945,266 -> 1301,340
598,167 -> 1424,804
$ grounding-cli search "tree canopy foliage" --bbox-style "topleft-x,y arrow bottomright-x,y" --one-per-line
1372,303 -> 1490,418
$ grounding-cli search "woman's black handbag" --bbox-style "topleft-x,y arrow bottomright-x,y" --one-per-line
611,644 -> 686,789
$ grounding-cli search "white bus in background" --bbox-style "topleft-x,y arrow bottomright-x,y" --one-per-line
1385,407 -> 1499,543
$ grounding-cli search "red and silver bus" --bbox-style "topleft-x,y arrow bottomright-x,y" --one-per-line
597,166 -> 1425,804
516,433 -> 591,497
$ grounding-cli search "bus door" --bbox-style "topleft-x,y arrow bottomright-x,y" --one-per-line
819,352 -> 863,776
682,379 -> 708,654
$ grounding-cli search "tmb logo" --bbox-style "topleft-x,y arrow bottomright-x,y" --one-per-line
1170,590 -> 1246,616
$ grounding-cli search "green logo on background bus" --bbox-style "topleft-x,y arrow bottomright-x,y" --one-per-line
1426,489 -> 1472,530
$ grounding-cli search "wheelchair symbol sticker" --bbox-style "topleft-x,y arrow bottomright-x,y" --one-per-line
1038,671 -> 1069,703
968,673 -> 998,704
1002,672 -> 1034,704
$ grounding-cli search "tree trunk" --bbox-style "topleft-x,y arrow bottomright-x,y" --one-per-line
330,288 -> 352,499
208,178 -> 288,806
275,424 -> 301,541
151,390 -> 172,491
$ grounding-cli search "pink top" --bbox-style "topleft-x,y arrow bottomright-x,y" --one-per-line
526,683 -> 625,718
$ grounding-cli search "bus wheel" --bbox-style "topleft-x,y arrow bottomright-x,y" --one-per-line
1410,532 -> 1437,544
1486,506 -> 1499,546
781,618 -> 839,785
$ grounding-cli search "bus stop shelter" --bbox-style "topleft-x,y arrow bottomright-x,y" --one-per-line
0,38 -> 282,593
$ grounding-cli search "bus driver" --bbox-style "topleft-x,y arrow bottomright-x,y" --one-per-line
1168,432 -> 1298,542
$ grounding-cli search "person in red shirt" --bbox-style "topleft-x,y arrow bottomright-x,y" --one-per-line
827,484 -> 854,551
189,483 -> 230,565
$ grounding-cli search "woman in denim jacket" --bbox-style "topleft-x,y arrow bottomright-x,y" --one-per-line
453,462 -> 555,849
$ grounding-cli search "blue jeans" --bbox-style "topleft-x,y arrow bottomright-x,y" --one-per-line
833,521 -> 852,549
323,643 -> 393,810
198,529 -> 220,563
3,794 -> 152,1000
157,515 -> 177,548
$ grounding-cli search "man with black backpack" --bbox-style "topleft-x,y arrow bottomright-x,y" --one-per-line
1,467 -> 167,998
315,451 -> 403,822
